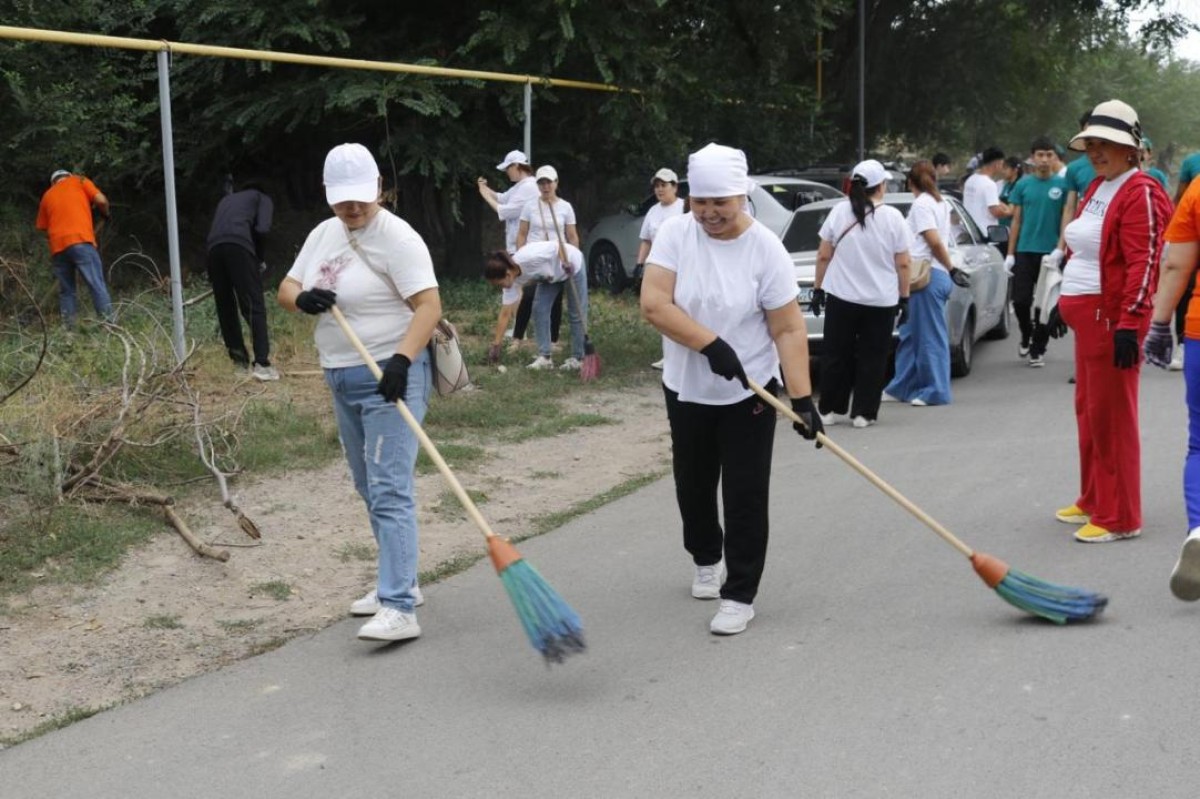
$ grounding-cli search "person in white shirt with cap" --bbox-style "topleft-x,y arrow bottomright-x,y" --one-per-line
638,167 -> 686,370
641,142 -> 822,636
515,165 -> 588,370
278,143 -> 441,643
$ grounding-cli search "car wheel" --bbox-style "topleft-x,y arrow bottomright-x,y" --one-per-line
588,241 -> 628,294
983,282 -> 1011,341
951,313 -> 975,378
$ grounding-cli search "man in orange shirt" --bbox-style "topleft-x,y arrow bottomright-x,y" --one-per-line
35,169 -> 114,326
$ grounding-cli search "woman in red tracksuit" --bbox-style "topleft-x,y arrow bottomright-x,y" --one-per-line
1053,100 -> 1174,543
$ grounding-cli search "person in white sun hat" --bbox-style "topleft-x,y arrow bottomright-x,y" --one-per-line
1054,100 -> 1172,544
278,143 -> 441,642
641,142 -> 822,637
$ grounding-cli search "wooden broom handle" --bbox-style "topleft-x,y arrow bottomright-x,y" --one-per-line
747,379 -> 974,559
545,200 -> 589,331
330,307 -> 499,542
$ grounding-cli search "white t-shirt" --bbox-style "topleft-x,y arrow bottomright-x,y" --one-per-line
520,197 -> 577,245
648,214 -> 799,405
907,193 -> 952,268
496,176 -> 539,253
500,241 -> 584,305
639,198 -> 686,243
1062,168 -> 1136,297
818,201 -> 912,307
287,209 -> 438,368
963,172 -> 1002,232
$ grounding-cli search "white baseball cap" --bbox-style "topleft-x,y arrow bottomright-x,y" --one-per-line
495,150 -> 529,170
653,168 -> 678,184
49,169 -> 71,185
851,159 -> 891,189
323,143 -> 380,205
535,165 -> 559,182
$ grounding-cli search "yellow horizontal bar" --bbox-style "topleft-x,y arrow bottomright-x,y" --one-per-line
0,25 -> 625,93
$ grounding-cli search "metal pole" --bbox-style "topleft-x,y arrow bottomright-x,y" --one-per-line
523,81 -> 532,161
157,49 -> 186,362
857,0 -> 865,162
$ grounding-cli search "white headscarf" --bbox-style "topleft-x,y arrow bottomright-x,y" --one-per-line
687,143 -> 751,198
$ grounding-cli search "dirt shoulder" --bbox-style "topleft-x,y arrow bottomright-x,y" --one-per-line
0,382 -> 671,744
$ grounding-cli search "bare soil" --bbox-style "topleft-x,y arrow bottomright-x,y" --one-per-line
0,382 -> 671,743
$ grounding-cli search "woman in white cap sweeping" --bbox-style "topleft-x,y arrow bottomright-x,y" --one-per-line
278,143 -> 441,641
641,142 -> 822,636
1053,100 -> 1172,544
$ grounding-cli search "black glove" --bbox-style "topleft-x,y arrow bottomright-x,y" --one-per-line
896,296 -> 910,326
1046,306 -> 1068,339
377,354 -> 412,402
790,395 -> 824,448
1143,320 -> 1174,368
295,288 -> 337,315
1113,329 -> 1140,369
700,337 -> 748,388
949,268 -> 970,288
809,288 -> 826,317
486,343 -> 502,365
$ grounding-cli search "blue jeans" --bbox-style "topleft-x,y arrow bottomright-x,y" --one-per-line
52,243 -> 113,325
325,352 -> 431,612
533,269 -> 588,359
1184,339 -> 1200,532
885,268 -> 953,405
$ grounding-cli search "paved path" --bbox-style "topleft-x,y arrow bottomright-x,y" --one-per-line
5,334 -> 1200,797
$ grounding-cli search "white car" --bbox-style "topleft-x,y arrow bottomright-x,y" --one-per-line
583,176 -> 843,293
782,193 -> 1011,377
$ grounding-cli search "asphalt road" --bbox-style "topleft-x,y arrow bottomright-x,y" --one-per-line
5,332 -> 1200,798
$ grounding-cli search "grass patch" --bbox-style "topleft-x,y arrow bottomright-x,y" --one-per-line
143,614 -> 183,630
245,636 -> 289,657
416,442 -> 487,475
418,550 -> 485,586
248,580 -> 292,601
0,704 -> 110,748
216,618 -> 261,633
522,471 -> 666,540
527,470 -> 561,480
431,487 -> 488,520
335,542 -> 375,563
501,413 -> 612,443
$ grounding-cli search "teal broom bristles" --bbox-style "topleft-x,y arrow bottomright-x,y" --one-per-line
991,566 -> 1109,624
497,556 -> 586,664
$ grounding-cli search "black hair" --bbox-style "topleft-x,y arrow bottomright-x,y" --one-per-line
980,147 -> 1005,165
1004,156 -> 1024,173
932,152 -> 951,168
1079,110 -> 1092,129
482,250 -> 517,281
1030,136 -> 1056,154
848,176 -> 872,228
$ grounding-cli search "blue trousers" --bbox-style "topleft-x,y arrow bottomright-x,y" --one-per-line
52,243 -> 113,325
325,353 -> 430,612
885,269 -> 952,405
533,269 -> 588,360
1184,339 -> 1200,532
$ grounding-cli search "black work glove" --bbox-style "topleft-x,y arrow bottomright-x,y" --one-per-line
949,268 -> 970,288
1113,329 -> 1140,369
790,395 -> 824,448
896,296 -> 910,326
809,288 -> 826,317
486,343 -> 502,365
700,337 -> 748,388
295,288 -> 337,315
1046,305 -> 1068,339
1143,320 -> 1174,369
377,354 -> 412,402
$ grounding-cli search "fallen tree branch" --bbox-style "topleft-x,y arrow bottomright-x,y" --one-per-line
164,505 -> 230,562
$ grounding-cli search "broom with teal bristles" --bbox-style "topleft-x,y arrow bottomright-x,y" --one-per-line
331,307 -> 585,663
750,380 -> 1107,623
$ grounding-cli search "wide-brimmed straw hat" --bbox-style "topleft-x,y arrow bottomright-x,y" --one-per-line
1069,100 -> 1141,151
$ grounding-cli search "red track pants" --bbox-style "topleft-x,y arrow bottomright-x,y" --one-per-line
1059,294 -> 1146,532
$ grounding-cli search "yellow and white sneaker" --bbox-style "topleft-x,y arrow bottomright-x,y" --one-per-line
1055,504 -> 1089,525
1074,523 -> 1140,543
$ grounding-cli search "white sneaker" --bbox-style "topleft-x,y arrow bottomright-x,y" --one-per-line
710,599 -> 754,635
527,355 -> 554,370
910,398 -> 927,407
650,359 -> 664,370
819,411 -> 850,426
357,607 -> 421,641
350,586 -> 424,616
1170,527 -> 1200,601
251,364 -> 280,381
851,416 -> 875,428
1028,355 -> 1045,368
881,392 -> 900,403
559,357 -> 582,371
1170,348 -> 1185,372
691,561 -> 724,599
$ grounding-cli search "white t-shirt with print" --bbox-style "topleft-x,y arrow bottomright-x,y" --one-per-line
496,176 -> 539,253
818,201 -> 912,307
287,209 -> 438,368
907,193 -> 952,268
648,214 -> 799,405
500,241 -> 583,305
520,197 -> 577,245
639,198 -> 686,243
963,172 -> 1002,232
1061,168 -> 1136,297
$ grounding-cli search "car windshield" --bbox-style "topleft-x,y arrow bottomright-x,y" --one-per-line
757,181 -> 840,211
782,201 -> 914,253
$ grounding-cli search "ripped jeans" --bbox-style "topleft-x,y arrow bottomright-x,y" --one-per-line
325,352 -> 430,612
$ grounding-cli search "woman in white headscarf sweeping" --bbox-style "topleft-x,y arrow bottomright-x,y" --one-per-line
640,142 -> 822,636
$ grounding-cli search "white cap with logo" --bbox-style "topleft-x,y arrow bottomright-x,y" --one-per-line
653,168 -> 678,184
323,143 -> 381,205
495,150 -> 529,171
535,165 -> 559,182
